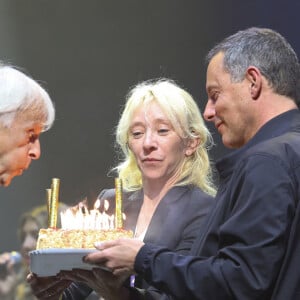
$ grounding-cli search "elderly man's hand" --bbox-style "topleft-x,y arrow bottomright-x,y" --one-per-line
59,268 -> 130,300
27,272 -> 71,299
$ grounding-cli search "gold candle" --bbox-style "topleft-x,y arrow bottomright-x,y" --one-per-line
115,178 -> 123,229
46,188 -> 52,227
49,178 -> 60,228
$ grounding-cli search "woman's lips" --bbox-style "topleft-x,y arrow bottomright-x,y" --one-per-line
142,158 -> 161,162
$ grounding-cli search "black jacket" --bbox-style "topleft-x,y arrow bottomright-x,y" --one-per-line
135,109 -> 300,299
63,185 -> 214,299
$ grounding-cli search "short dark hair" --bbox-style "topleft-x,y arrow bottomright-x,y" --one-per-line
206,27 -> 300,104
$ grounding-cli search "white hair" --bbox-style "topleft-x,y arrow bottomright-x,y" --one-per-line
0,65 -> 55,130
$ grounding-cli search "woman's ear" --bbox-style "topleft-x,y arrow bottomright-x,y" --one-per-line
185,137 -> 200,157
246,66 -> 262,100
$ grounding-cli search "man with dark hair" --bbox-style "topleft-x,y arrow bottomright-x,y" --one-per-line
31,27 -> 300,299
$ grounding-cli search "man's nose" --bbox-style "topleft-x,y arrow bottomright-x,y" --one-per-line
29,139 -> 41,160
203,100 -> 215,122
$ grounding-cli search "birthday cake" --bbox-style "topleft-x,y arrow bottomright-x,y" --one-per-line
30,177 -> 131,276
36,228 -> 133,249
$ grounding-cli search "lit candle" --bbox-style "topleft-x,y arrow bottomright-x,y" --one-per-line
78,202 -> 87,229
91,199 -> 100,230
102,212 -> 109,230
115,178 -> 123,229
109,215 -> 115,229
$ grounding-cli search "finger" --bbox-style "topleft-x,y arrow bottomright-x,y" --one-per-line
94,239 -> 120,250
83,250 -> 108,264
112,267 -> 132,277
92,267 -> 113,278
26,272 -> 36,283
59,269 -> 94,282
59,271 -> 81,282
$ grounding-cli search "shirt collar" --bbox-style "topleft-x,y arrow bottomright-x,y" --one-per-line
216,109 -> 300,179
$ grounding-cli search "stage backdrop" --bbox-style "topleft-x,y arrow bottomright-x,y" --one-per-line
0,0 -> 299,251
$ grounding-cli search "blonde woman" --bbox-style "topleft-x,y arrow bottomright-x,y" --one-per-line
29,79 -> 216,300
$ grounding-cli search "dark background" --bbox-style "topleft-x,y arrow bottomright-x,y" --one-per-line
0,0 -> 299,251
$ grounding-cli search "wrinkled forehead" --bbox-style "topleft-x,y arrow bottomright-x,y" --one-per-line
14,104 -> 47,129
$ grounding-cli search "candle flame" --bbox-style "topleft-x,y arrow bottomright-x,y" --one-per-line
104,199 -> 109,211
60,198 -> 124,230
94,199 -> 100,209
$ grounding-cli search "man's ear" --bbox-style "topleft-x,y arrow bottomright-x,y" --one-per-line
185,137 -> 200,157
246,66 -> 262,100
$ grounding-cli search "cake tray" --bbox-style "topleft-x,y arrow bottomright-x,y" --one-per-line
30,248 -> 109,277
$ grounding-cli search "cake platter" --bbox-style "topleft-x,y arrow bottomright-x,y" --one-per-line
30,248 -> 110,277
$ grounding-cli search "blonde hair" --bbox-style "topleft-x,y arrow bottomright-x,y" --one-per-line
114,79 -> 216,196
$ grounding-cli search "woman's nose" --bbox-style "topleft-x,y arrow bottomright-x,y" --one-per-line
143,130 -> 157,149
